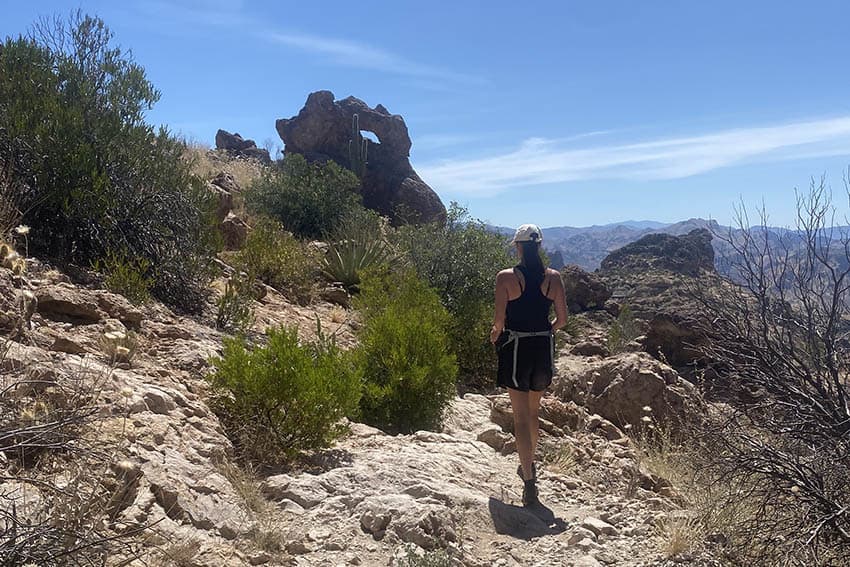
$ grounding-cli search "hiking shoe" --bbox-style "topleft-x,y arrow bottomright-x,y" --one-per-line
522,479 -> 540,508
517,462 -> 536,481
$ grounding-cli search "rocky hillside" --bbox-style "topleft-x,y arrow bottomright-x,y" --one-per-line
0,250 -> 721,566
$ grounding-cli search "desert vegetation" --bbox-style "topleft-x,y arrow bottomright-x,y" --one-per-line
679,180 -> 850,565
0,12 -> 219,313
9,7 -> 850,567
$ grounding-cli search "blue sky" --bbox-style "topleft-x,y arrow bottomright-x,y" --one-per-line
4,1 -> 850,228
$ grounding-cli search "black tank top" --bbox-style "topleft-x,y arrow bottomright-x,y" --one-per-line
505,265 -> 553,332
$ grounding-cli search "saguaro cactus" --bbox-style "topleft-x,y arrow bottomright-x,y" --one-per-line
348,114 -> 369,178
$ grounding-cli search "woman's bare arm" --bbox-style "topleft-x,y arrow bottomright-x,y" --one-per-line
490,270 -> 511,343
547,269 -> 568,332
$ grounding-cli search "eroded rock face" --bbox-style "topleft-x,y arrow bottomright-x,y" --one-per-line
276,91 -> 446,224
560,265 -> 612,313
215,129 -> 271,163
208,172 -> 251,250
554,352 -> 699,428
598,229 -> 716,370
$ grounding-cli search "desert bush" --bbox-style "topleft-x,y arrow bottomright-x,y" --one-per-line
93,251 -> 153,305
355,269 -> 457,433
684,179 -> 850,565
606,303 -> 640,354
215,273 -> 255,333
0,13 -> 217,313
0,162 -> 22,238
394,544 -> 454,567
234,217 -> 317,304
395,203 -> 512,390
208,325 -> 361,462
245,153 -> 363,239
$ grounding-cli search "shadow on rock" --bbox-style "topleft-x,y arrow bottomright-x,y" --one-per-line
487,497 -> 568,540
300,448 -> 354,474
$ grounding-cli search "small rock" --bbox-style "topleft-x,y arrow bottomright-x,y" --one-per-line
285,540 -> 314,555
248,552 -> 270,565
477,427 -> 510,452
581,517 -> 619,537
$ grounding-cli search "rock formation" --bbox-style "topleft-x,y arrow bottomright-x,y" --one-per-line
554,352 -> 699,429
207,172 -> 249,250
600,228 -> 714,277
560,264 -> 612,314
215,129 -> 271,163
598,229 -> 716,369
276,91 -> 446,224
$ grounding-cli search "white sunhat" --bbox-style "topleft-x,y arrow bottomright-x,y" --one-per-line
511,224 -> 543,244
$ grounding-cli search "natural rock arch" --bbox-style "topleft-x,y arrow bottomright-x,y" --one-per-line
276,91 -> 446,224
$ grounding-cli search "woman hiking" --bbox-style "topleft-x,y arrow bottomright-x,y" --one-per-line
490,224 -> 568,507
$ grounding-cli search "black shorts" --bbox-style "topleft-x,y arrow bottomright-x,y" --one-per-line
496,333 -> 554,392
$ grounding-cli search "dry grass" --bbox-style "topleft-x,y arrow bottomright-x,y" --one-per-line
329,305 -> 347,324
541,441 -> 578,476
631,424 -> 766,562
183,143 -> 268,191
214,457 -> 285,554
0,352 -> 152,564
655,511 -> 702,557
154,537 -> 201,566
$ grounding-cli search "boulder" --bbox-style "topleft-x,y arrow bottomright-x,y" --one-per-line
208,173 -> 237,222
554,352 -> 698,428
570,341 -> 609,357
276,91 -> 446,224
644,313 -> 707,367
36,284 -> 103,322
221,212 -> 249,250
215,129 -> 271,163
560,265 -> 612,313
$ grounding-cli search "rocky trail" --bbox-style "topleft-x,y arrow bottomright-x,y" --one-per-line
1,259 -> 718,567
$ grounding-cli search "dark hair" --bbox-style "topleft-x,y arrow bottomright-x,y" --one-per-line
519,241 -> 545,278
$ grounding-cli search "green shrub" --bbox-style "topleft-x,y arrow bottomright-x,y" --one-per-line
0,13 -> 217,313
234,217 -> 317,304
92,251 -> 153,304
208,325 -> 361,462
245,153 -> 363,239
395,544 -> 453,567
215,273 -> 255,333
395,203 -> 512,390
355,269 -> 457,433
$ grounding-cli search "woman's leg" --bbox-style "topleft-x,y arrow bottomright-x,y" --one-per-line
509,388 -> 534,481
528,389 -> 543,462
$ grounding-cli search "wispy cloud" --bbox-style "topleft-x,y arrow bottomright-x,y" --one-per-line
139,2 -> 481,85
265,31 -> 482,84
418,117 -> 850,194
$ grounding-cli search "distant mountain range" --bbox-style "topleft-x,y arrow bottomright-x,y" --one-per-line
490,219 -> 722,270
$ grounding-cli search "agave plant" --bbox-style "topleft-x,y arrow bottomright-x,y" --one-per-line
321,236 -> 395,290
